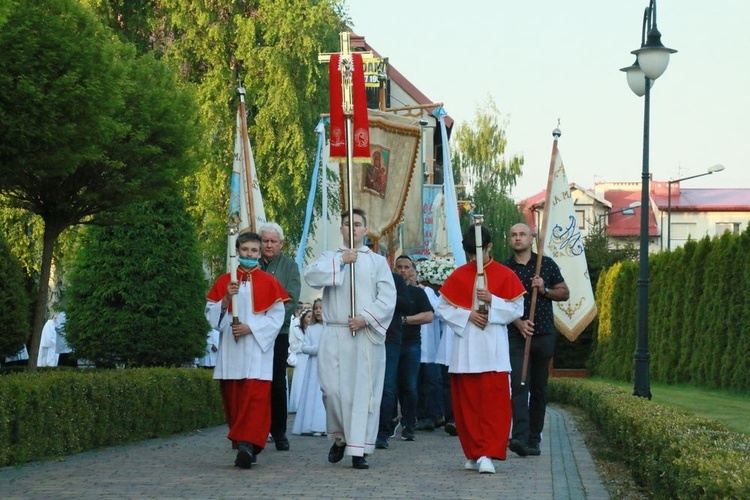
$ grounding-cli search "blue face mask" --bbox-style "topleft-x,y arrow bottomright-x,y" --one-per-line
238,256 -> 259,268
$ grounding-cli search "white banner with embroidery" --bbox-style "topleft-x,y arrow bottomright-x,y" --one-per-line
543,149 -> 597,341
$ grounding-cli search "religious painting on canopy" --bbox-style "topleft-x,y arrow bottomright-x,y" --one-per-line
339,109 -> 420,242
363,146 -> 389,197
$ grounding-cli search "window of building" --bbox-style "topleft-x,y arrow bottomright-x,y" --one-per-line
671,222 -> 697,246
716,222 -> 741,235
576,210 -> 586,229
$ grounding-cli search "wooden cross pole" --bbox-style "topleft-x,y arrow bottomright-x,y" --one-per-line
318,32 -> 372,327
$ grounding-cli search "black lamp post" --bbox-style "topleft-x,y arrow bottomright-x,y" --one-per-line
620,0 -> 676,400
666,164 -> 725,250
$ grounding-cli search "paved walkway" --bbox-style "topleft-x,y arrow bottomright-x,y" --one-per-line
1,405 -> 608,499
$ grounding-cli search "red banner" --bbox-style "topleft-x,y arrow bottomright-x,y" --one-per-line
329,53 -> 370,162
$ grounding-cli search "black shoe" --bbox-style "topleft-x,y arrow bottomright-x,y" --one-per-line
274,435 -> 290,451
444,421 -> 458,436
509,438 -> 529,457
415,418 -> 435,431
375,438 -> 389,449
251,444 -> 262,464
401,427 -> 415,441
235,442 -> 254,469
352,456 -> 369,469
328,442 -> 345,463
435,416 -> 446,428
527,443 -> 541,456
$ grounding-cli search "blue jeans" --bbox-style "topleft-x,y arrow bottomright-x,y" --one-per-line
397,343 -> 421,431
417,362 -> 444,421
378,342 -> 401,440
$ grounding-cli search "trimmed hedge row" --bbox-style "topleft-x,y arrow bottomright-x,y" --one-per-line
549,378 -> 750,499
588,228 -> 750,392
0,368 -> 224,466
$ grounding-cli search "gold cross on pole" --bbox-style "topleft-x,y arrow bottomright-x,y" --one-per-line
318,32 -> 372,116
318,32 -> 372,333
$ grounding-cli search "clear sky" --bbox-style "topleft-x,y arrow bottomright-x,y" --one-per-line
344,0 -> 749,201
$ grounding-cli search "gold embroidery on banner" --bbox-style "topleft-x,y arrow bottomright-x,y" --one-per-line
557,297 -> 585,319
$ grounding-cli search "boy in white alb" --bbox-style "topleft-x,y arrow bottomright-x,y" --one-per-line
205,231 -> 289,469
304,208 -> 396,470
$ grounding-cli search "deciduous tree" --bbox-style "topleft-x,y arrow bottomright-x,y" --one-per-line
0,0 -> 203,369
84,0 -> 345,278
451,97 -> 524,262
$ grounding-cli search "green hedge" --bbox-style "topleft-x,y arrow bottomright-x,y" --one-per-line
0,368 -> 224,466
588,226 -> 750,392
549,379 -> 750,499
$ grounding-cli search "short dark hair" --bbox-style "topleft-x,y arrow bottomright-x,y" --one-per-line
462,225 -> 492,255
341,207 -> 367,227
395,254 -> 415,269
236,231 -> 261,249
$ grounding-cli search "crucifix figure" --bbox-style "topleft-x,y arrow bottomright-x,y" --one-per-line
318,32 -> 372,325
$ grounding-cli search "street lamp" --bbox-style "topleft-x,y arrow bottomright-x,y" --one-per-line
621,0 -> 676,400
666,164 -> 725,250
598,201 -> 641,228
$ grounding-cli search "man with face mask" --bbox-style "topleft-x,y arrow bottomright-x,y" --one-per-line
206,230 -> 290,469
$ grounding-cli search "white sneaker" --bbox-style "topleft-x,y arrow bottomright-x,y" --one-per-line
477,456 -> 496,474
464,459 -> 478,470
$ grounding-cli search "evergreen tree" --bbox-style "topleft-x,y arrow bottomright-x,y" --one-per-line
648,252 -> 669,382
588,263 -> 619,375
0,232 -> 29,358
65,194 -> 209,367
662,249 -> 686,383
729,226 -> 750,390
709,232 -> 737,388
555,218 -> 637,369
682,237 -> 712,383
0,0 -> 204,369
611,261 -> 638,382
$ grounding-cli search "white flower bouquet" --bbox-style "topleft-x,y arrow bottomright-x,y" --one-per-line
416,257 -> 457,285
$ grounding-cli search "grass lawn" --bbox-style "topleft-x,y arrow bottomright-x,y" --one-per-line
594,378 -> 749,435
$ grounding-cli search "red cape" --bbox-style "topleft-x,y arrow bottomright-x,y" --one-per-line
207,266 -> 290,314
440,259 -> 525,310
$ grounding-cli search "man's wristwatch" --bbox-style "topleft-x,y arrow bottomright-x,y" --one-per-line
402,315 -> 408,325
544,287 -> 551,297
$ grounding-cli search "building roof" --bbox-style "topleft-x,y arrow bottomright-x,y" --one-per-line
352,33 -> 453,127
603,189 -> 659,237
518,184 -> 610,235
651,186 -> 750,212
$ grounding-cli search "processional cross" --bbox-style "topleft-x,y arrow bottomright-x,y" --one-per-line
318,32 -> 372,329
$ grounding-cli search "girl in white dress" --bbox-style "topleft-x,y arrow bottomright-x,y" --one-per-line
292,299 -> 327,436
288,309 -> 313,413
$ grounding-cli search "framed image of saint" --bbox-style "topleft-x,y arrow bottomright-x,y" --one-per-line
363,146 -> 389,198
